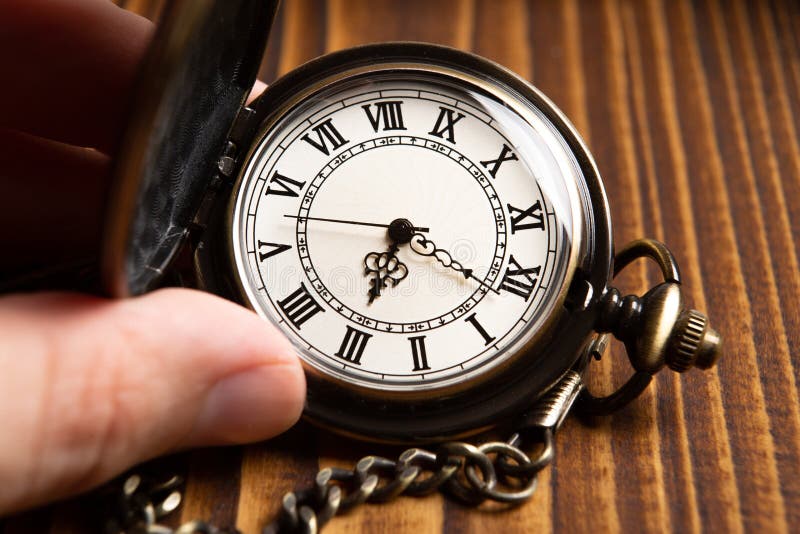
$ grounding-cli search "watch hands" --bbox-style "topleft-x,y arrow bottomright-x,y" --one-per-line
364,242 -> 408,304
285,214 -> 429,233
409,233 -> 501,295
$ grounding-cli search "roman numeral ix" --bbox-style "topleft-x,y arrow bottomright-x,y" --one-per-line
508,200 -> 545,233
277,283 -> 324,329
481,144 -> 518,178
428,107 -> 465,144
500,255 -> 541,301
363,101 -> 407,132
409,335 -> 430,371
335,326 -> 372,365
301,118 -> 349,156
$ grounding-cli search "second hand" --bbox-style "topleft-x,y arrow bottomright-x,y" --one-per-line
284,214 -> 429,233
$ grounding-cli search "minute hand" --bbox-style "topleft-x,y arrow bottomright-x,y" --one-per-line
409,234 -> 500,295
284,215 -> 429,232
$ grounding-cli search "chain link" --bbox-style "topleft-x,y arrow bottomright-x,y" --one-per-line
103,430 -> 553,534
103,370 -> 584,534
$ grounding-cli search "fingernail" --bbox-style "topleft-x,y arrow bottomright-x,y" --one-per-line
193,362 -> 305,445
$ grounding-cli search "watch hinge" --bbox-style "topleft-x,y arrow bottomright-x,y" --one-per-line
217,140 -> 238,181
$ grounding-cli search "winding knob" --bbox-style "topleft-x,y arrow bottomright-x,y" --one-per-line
667,309 -> 722,372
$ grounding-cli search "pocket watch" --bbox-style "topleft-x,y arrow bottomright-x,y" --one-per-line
100,1 -> 722,532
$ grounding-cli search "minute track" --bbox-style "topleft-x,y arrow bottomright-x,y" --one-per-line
237,76 -> 565,389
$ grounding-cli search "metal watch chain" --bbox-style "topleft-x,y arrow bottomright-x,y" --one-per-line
103,371 -> 583,534
101,239 -> 721,534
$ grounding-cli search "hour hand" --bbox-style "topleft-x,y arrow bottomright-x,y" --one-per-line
363,244 -> 409,304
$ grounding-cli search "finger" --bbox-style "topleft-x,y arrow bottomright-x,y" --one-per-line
0,129 -> 110,276
0,288 -> 305,513
0,0 -> 153,153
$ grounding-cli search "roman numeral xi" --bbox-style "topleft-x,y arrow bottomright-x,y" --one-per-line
363,101 -> 407,132
507,201 -> 545,233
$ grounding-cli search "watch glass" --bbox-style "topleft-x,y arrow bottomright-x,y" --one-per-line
231,66 -> 584,393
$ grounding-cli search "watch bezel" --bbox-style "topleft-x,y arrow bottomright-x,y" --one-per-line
213,42 -> 612,442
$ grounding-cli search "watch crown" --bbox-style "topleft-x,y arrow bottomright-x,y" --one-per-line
667,309 -> 721,372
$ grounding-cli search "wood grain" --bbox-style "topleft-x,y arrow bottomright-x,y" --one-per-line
7,0 -> 799,532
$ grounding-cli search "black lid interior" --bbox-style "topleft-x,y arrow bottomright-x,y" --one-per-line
102,0 -> 279,296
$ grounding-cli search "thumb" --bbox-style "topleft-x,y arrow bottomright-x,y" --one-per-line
0,288 -> 305,513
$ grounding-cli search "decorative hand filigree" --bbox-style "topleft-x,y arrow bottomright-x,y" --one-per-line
364,243 -> 408,304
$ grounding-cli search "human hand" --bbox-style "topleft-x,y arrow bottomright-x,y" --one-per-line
0,0 -> 305,515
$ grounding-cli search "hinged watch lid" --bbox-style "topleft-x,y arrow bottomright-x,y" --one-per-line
101,0 -> 279,297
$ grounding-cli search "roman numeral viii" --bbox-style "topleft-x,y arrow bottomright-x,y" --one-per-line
301,118 -> 349,156
335,326 -> 372,365
409,336 -> 430,371
481,144 -> 518,178
500,255 -> 541,301
363,101 -> 407,132
277,283 -> 324,329
507,201 -> 545,233
428,107 -> 465,144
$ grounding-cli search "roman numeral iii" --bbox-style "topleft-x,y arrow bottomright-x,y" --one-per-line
363,101 -> 407,132
409,335 -> 430,371
481,144 -> 518,178
500,255 -> 541,301
428,106 -> 465,143
335,326 -> 372,365
301,118 -> 349,155
507,201 -> 545,233
277,283 -> 324,329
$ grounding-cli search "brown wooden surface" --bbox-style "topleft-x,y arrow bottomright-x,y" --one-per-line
7,0 -> 800,532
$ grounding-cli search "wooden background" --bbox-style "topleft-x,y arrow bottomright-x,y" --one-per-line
6,0 -> 800,532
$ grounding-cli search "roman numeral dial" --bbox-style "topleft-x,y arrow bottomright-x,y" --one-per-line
236,77 -> 566,390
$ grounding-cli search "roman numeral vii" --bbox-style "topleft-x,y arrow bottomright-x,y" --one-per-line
301,118 -> 349,156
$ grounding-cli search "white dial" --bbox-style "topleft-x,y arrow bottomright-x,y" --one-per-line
231,70 -> 579,392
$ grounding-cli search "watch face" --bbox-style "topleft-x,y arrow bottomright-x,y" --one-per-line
230,61 -> 586,395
